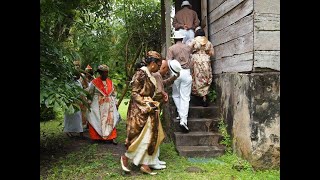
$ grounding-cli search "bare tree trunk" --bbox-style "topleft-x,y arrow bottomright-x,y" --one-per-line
117,41 -> 143,108
116,81 -> 130,109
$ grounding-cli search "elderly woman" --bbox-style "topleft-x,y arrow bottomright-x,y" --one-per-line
187,27 -> 215,107
86,64 -> 120,144
120,51 -> 164,175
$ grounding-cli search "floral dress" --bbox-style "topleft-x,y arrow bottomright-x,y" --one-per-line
125,67 -> 165,166
188,36 -> 214,97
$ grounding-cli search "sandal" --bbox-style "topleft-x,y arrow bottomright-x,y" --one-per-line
140,166 -> 157,175
120,156 -> 131,172
66,132 -> 73,137
111,139 -> 118,145
106,139 -> 118,145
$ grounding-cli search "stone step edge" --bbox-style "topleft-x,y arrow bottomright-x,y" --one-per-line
174,132 -> 222,136
171,105 -> 219,109
173,118 -> 221,122
176,145 -> 226,151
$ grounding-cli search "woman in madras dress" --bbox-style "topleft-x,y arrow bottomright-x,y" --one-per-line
120,51 -> 164,175
187,27 -> 215,107
86,64 -> 120,145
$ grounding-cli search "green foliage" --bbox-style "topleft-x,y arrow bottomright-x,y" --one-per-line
40,109 -> 65,152
218,116 -> 232,154
109,0 -> 162,102
40,0 -> 162,114
40,106 -> 55,122
40,0 -> 101,114
118,99 -> 130,120
217,153 -> 254,172
207,87 -> 217,103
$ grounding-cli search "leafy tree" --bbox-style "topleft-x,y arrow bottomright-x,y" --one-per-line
40,0 -> 112,114
110,0 -> 161,105
40,0 -> 161,116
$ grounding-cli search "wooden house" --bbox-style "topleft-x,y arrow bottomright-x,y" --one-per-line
162,0 -> 280,170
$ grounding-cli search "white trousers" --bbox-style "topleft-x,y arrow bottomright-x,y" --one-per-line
172,69 -> 192,126
178,29 -> 195,44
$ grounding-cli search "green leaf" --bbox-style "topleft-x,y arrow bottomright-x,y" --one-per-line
65,83 -> 71,89
67,104 -> 75,114
53,101 -> 60,112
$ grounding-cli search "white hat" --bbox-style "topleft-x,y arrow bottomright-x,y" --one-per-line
168,59 -> 182,76
181,1 -> 191,7
195,26 -> 201,32
171,31 -> 185,39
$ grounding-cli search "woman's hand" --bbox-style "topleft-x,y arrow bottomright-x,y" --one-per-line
162,91 -> 169,103
147,102 -> 158,113
174,72 -> 180,79
171,72 -> 180,82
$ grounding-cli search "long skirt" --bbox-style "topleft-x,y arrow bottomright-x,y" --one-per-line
64,111 -> 83,133
125,118 -> 164,166
88,123 -> 117,140
191,54 -> 213,97
86,94 -> 120,140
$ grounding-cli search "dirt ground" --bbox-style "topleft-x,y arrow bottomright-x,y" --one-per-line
40,131 -> 127,177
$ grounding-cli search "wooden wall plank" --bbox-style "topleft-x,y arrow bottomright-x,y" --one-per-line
209,0 -> 245,23
214,32 -> 253,60
254,0 -> 280,14
164,0 -> 172,57
201,0 -> 208,36
209,0 -> 226,13
209,0 -> 253,35
254,51 -> 280,71
213,52 -> 253,74
254,13 -> 280,31
254,31 -> 280,50
212,14 -> 253,46
207,0 -> 280,74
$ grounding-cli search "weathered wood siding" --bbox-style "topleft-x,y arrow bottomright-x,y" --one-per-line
201,0 -> 208,36
253,0 -> 280,71
213,52 -> 253,74
208,0 -> 280,73
209,0 -> 226,13
209,0 -> 254,74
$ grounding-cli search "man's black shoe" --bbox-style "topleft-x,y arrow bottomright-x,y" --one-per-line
179,123 -> 190,133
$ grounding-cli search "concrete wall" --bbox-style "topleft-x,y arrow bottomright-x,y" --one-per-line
214,73 -> 280,169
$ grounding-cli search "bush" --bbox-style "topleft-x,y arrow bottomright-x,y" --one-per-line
208,88 -> 217,103
40,106 -> 56,122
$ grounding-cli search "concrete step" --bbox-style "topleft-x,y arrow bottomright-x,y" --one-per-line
188,105 -> 220,118
176,145 -> 226,158
174,131 -> 223,146
171,104 -> 220,119
173,118 -> 220,132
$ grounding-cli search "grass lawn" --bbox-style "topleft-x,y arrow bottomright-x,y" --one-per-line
40,99 -> 280,180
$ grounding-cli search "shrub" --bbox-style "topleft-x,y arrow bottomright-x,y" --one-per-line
40,106 -> 56,122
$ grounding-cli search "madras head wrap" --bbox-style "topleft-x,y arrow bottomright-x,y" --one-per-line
85,64 -> 92,70
98,64 -> 109,71
147,51 -> 161,60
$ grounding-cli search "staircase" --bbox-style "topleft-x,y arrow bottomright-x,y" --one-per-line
172,96 -> 226,158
